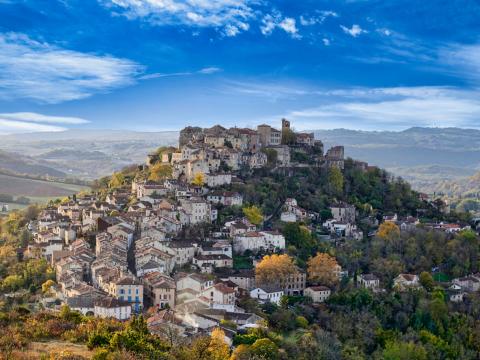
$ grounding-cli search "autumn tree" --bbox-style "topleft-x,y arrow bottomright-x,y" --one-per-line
256,254 -> 296,287
307,252 -> 340,286
243,205 -> 263,226
149,163 -> 172,182
192,172 -> 206,187
42,279 -> 55,294
377,222 -> 400,241
208,328 -> 230,360
109,172 -> 125,189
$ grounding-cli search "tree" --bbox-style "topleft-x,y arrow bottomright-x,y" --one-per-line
281,128 -> 296,145
377,222 -> 400,240
327,167 -> 344,197
42,279 -> 55,294
419,271 -> 434,291
256,254 -> 296,286
242,205 -> 263,226
192,172 -> 206,187
208,328 -> 230,360
250,338 -> 279,359
382,341 -> 427,360
109,172 -> 125,188
149,163 -> 173,182
307,252 -> 340,285
2,275 -> 24,291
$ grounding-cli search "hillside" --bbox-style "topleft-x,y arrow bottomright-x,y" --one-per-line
2,127 -> 480,193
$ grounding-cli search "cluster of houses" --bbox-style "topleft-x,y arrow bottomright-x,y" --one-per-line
25,118 -> 478,341
146,119 -> 345,185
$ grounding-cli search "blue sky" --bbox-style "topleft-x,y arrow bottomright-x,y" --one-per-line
1,0 -> 480,133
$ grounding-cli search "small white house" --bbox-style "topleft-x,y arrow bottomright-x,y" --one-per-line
94,297 -> 132,320
250,287 -> 284,305
304,286 -> 331,303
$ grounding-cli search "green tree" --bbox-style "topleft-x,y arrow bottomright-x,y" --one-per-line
327,167 -> 344,197
419,272 -> 434,292
250,338 -> 279,360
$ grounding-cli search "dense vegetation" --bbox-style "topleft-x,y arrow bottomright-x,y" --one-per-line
1,152 -> 480,358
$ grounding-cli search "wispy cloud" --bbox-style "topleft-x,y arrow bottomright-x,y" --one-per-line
0,112 -> 91,134
0,112 -> 90,124
224,80 -> 480,130
340,24 -> 367,37
102,0 -> 255,37
283,87 -> 480,130
0,33 -> 142,103
139,66 -> 222,80
0,119 -> 67,133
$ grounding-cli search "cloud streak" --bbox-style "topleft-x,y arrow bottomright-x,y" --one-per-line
0,111 -> 91,134
0,32 -> 142,103
103,0 -> 255,37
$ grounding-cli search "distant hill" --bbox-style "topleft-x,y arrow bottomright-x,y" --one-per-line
0,130 -> 179,180
0,150 -> 66,178
314,127 -> 480,192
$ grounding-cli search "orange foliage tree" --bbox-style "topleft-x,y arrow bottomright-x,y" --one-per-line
255,254 -> 296,287
307,252 -> 340,286
377,222 -> 400,240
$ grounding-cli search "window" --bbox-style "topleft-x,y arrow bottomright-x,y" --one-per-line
120,289 -> 125,294
136,289 -> 139,294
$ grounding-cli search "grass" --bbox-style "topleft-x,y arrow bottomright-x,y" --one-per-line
13,341 -> 94,359
233,255 -> 253,270
433,273 -> 451,282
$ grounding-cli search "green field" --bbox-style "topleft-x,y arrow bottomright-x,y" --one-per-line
0,174 -> 88,211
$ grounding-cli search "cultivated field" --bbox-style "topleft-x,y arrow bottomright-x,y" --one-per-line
0,174 -> 88,207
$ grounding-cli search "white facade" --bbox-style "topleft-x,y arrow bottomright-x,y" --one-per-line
250,288 -> 284,305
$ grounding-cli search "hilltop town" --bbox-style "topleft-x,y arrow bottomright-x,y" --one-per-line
1,120 -> 479,358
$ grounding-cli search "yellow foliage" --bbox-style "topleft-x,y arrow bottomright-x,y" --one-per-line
377,221 -> 400,240
242,206 -> 263,226
208,328 -> 230,360
191,172 -> 206,186
109,172 -> 125,188
0,245 -> 15,258
256,254 -> 296,286
307,252 -> 340,285
42,279 -> 56,294
149,163 -> 173,182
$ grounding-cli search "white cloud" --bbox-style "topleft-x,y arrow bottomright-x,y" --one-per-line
0,111 -> 92,134
0,112 -> 90,124
0,118 -> 67,133
139,66 -> 222,80
260,12 -> 301,38
300,10 -> 338,26
340,24 -> 367,37
0,33 -> 141,103
322,38 -> 331,46
283,87 -> 480,130
103,0 -> 255,36
439,43 -> 480,82
198,67 -> 222,74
